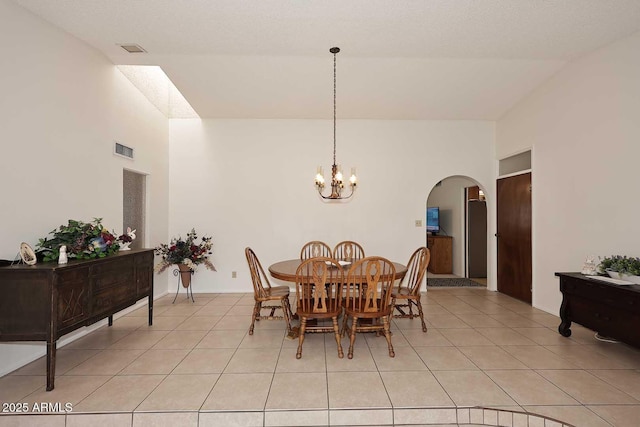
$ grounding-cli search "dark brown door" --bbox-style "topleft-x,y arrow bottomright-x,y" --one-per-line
497,172 -> 532,303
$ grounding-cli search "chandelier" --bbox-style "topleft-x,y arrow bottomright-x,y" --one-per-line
315,47 -> 357,200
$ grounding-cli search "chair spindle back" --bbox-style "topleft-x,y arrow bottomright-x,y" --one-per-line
300,241 -> 332,260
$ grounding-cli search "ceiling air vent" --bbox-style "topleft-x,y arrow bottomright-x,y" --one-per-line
114,142 -> 134,159
119,44 -> 146,53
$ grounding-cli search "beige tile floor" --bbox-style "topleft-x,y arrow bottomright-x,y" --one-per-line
1,287 -> 639,427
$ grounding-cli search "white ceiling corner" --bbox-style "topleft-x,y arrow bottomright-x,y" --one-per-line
117,65 -> 199,119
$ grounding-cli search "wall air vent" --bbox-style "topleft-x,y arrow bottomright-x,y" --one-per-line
114,142 -> 134,159
119,44 -> 146,53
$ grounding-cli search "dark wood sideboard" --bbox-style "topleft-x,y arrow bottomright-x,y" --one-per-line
0,249 -> 154,390
556,272 -> 640,348
427,235 -> 453,274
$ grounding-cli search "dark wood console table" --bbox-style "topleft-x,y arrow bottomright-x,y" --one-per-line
556,272 -> 640,348
427,235 -> 453,274
0,249 -> 154,390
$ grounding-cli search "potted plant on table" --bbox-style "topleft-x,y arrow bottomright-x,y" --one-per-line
598,255 -> 640,284
36,218 -> 122,262
154,229 -> 216,288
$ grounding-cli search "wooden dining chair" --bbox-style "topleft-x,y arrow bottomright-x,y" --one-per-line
300,241 -> 332,260
294,257 -> 344,359
391,247 -> 430,332
245,247 -> 293,335
332,241 -> 365,263
342,256 -> 396,359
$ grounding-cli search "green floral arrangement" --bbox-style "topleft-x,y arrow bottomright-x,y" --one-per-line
36,218 -> 121,262
598,255 -> 640,276
154,228 -> 216,273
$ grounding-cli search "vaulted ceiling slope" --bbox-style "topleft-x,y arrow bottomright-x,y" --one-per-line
12,0 -> 640,120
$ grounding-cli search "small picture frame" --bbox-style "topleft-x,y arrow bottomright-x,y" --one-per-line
20,242 -> 37,265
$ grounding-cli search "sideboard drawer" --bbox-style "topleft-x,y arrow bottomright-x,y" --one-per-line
561,275 -> 640,311
91,283 -> 136,317
569,295 -> 628,335
135,251 -> 154,265
90,257 -> 134,291
57,266 -> 90,284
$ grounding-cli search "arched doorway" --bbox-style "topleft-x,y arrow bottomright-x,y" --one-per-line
426,175 -> 487,287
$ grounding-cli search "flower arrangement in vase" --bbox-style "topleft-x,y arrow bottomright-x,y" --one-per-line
154,229 -> 216,274
118,227 -> 136,251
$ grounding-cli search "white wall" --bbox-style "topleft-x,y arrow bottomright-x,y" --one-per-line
0,0 -> 170,376
168,119 -> 496,293
497,31 -> 640,314
427,176 -> 478,276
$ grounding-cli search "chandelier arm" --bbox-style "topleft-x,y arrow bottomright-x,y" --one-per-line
317,184 -> 355,200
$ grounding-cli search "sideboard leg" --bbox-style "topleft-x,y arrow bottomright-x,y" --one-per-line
108,315 -> 113,326
148,293 -> 153,326
46,341 -> 56,391
558,296 -> 572,337
558,320 -> 572,337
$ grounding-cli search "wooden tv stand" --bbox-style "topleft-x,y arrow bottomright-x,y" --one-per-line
427,235 -> 453,274
0,249 -> 154,390
556,272 -> 640,348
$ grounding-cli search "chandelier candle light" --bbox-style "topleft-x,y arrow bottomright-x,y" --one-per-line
315,47 -> 357,200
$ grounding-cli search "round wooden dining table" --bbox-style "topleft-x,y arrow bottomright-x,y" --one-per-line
269,259 -> 407,339
268,259 -> 408,282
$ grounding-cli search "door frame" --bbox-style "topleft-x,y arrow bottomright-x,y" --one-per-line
123,167 -> 150,249
426,176 -> 490,284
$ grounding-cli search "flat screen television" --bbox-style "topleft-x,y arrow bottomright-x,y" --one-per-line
426,207 -> 440,234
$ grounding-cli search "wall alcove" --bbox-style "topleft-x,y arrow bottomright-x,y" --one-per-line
426,175 -> 487,285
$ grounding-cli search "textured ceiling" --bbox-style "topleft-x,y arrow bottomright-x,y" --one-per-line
12,0 -> 640,119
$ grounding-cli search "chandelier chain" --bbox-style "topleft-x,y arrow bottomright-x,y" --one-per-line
314,46 -> 357,200
333,50 -> 337,167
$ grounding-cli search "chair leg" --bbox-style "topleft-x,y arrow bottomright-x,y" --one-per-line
348,316 -> 358,359
382,316 -> 395,357
281,298 -> 292,333
393,300 -> 408,316
331,316 -> 344,358
249,301 -> 261,335
286,297 -> 295,322
416,297 -> 428,332
296,317 -> 307,359
408,299 -> 414,318
340,312 -> 349,336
